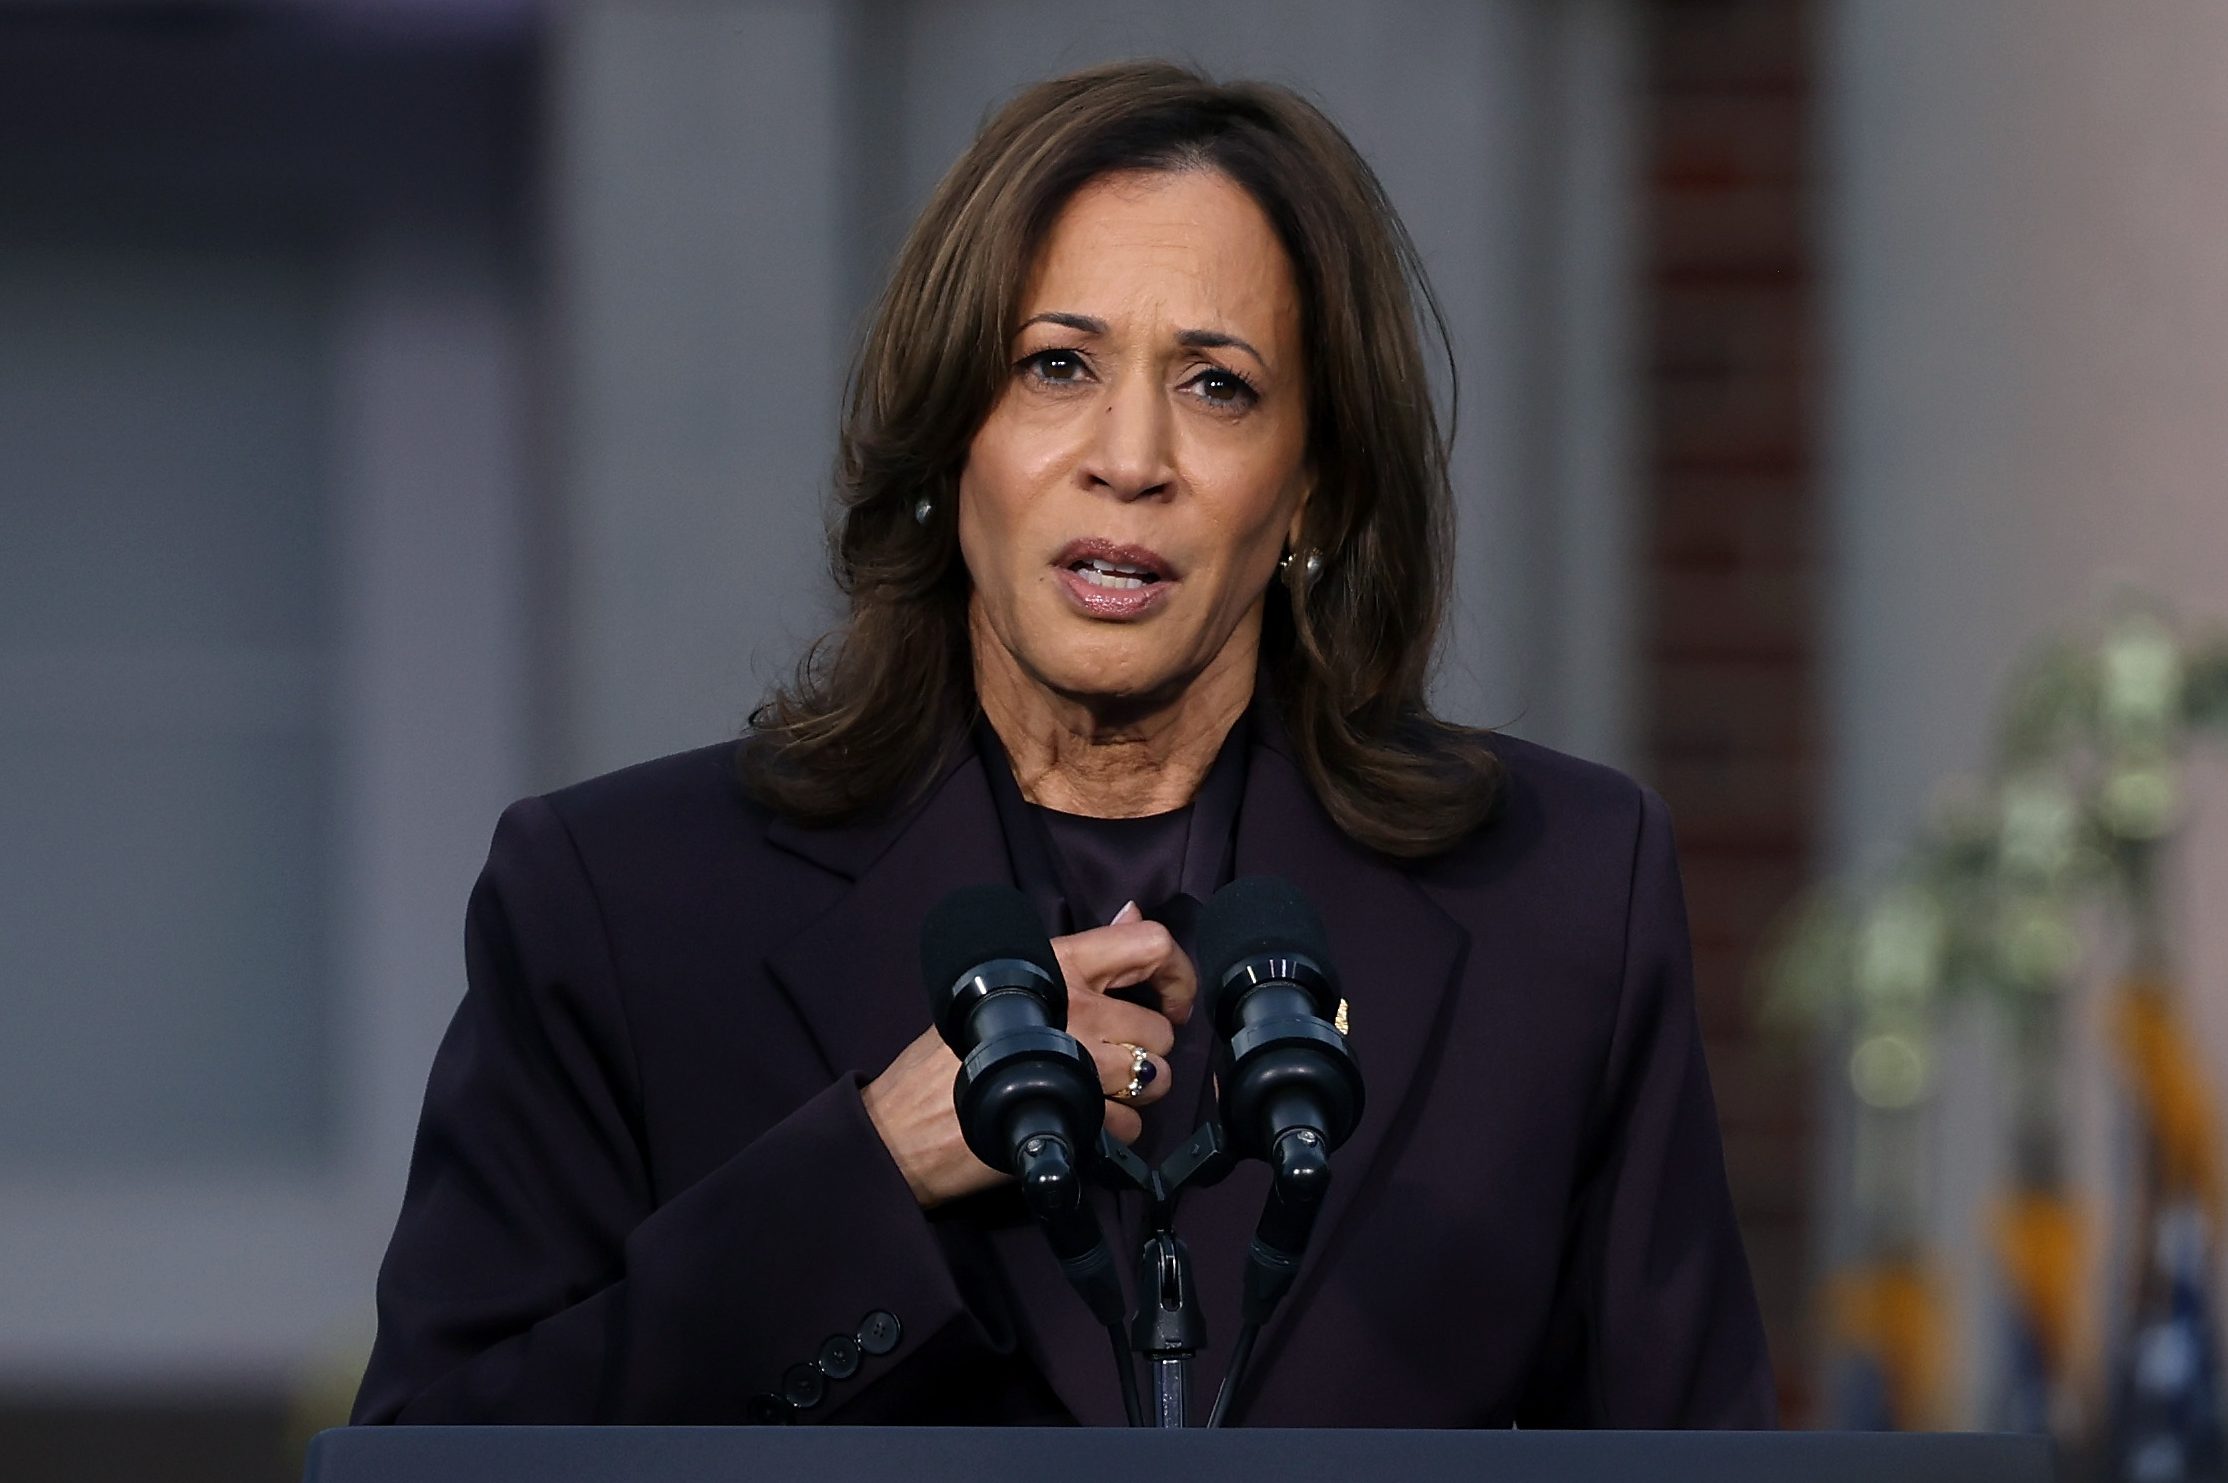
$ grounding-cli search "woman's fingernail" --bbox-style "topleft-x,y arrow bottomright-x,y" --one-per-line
1111,901 -> 1142,924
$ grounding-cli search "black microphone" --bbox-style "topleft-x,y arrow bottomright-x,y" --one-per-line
921,883 -> 1103,1178
1196,875 -> 1366,1353
1197,875 -> 1365,1165
920,883 -> 1126,1333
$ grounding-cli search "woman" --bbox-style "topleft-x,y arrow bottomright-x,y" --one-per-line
353,61 -> 1774,1429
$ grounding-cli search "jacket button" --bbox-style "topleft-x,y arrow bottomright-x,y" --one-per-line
782,1361 -> 827,1409
745,1392 -> 793,1425
857,1310 -> 902,1356
817,1333 -> 862,1379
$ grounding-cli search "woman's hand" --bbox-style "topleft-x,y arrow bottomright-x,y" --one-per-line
862,902 -> 1198,1208
1055,900 -> 1199,1147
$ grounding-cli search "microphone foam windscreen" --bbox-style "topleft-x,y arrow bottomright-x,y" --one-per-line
1196,875 -> 1335,1021
919,882 -> 1062,1010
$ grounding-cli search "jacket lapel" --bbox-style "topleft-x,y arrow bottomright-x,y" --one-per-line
1207,721 -> 1471,1398
762,749 -> 1006,1082
761,746 -> 1137,1427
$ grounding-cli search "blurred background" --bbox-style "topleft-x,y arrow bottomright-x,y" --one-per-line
7,0 -> 2228,1477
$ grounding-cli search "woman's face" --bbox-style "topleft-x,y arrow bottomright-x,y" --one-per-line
958,168 -> 1310,714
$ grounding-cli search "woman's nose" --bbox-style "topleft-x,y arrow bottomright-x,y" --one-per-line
1080,371 -> 1175,501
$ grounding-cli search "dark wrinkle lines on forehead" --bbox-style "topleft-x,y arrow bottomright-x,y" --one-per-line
1016,311 -> 1273,374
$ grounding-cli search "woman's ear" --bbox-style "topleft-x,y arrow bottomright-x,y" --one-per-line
1284,474 -> 1315,552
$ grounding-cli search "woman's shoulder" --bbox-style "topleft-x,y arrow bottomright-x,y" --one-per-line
530,739 -> 769,853
1386,733 -> 1683,1011
1412,728 -> 1673,905
476,740 -> 797,914
470,740 -> 901,991
1482,730 -> 1664,839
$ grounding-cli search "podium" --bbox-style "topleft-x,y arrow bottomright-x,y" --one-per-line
304,1425 -> 2056,1483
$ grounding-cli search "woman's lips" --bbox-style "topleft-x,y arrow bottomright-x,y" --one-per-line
1056,564 -> 1173,618
1051,539 -> 1176,620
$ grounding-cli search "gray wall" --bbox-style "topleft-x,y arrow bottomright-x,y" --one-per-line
0,22 -> 536,1392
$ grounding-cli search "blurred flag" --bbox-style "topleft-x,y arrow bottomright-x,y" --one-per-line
2107,983 -> 2228,1482
1828,1257 -> 1950,1430
2108,1201 -> 2227,1482
1991,1189 -> 2084,1434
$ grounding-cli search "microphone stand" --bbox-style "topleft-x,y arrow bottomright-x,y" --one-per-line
1095,1126 -> 1238,1426
1037,1117 -> 1343,1427
1134,1230 -> 1202,1425
1096,1119 -> 1337,1429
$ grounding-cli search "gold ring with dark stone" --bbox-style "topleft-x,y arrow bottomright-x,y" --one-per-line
1114,1042 -> 1151,1102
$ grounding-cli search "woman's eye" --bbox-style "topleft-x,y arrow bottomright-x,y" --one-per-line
1189,368 -> 1258,408
1022,349 -> 1089,383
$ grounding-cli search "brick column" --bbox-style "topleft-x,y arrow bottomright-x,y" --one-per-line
1640,0 -> 1820,1422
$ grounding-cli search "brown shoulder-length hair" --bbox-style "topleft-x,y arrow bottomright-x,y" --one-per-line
741,60 -> 1503,857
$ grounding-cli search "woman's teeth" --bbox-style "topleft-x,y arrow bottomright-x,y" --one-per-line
1074,559 -> 1157,590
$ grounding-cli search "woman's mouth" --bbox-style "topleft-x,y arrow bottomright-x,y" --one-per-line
1051,540 -> 1176,618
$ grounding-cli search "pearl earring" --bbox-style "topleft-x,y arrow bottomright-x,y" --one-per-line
913,496 -> 934,527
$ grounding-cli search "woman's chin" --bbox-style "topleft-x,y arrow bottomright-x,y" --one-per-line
1026,648 -> 1189,712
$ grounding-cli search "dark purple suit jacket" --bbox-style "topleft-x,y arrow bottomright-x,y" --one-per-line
352,714 -> 1775,1428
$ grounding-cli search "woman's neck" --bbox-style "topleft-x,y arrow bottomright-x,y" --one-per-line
972,610 -> 1256,818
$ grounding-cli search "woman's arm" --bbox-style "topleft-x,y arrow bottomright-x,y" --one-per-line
1516,785 -> 1778,1429
351,797 -> 993,1424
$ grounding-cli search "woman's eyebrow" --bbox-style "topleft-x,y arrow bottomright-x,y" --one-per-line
1018,311 -> 1107,336
1019,313 -> 1270,371
1177,327 -> 1268,369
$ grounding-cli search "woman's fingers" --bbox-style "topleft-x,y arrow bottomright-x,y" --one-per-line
1085,1037 -> 1171,1105
1103,1098 -> 1143,1145
1069,990 -> 1176,1057
1052,918 -> 1199,1026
